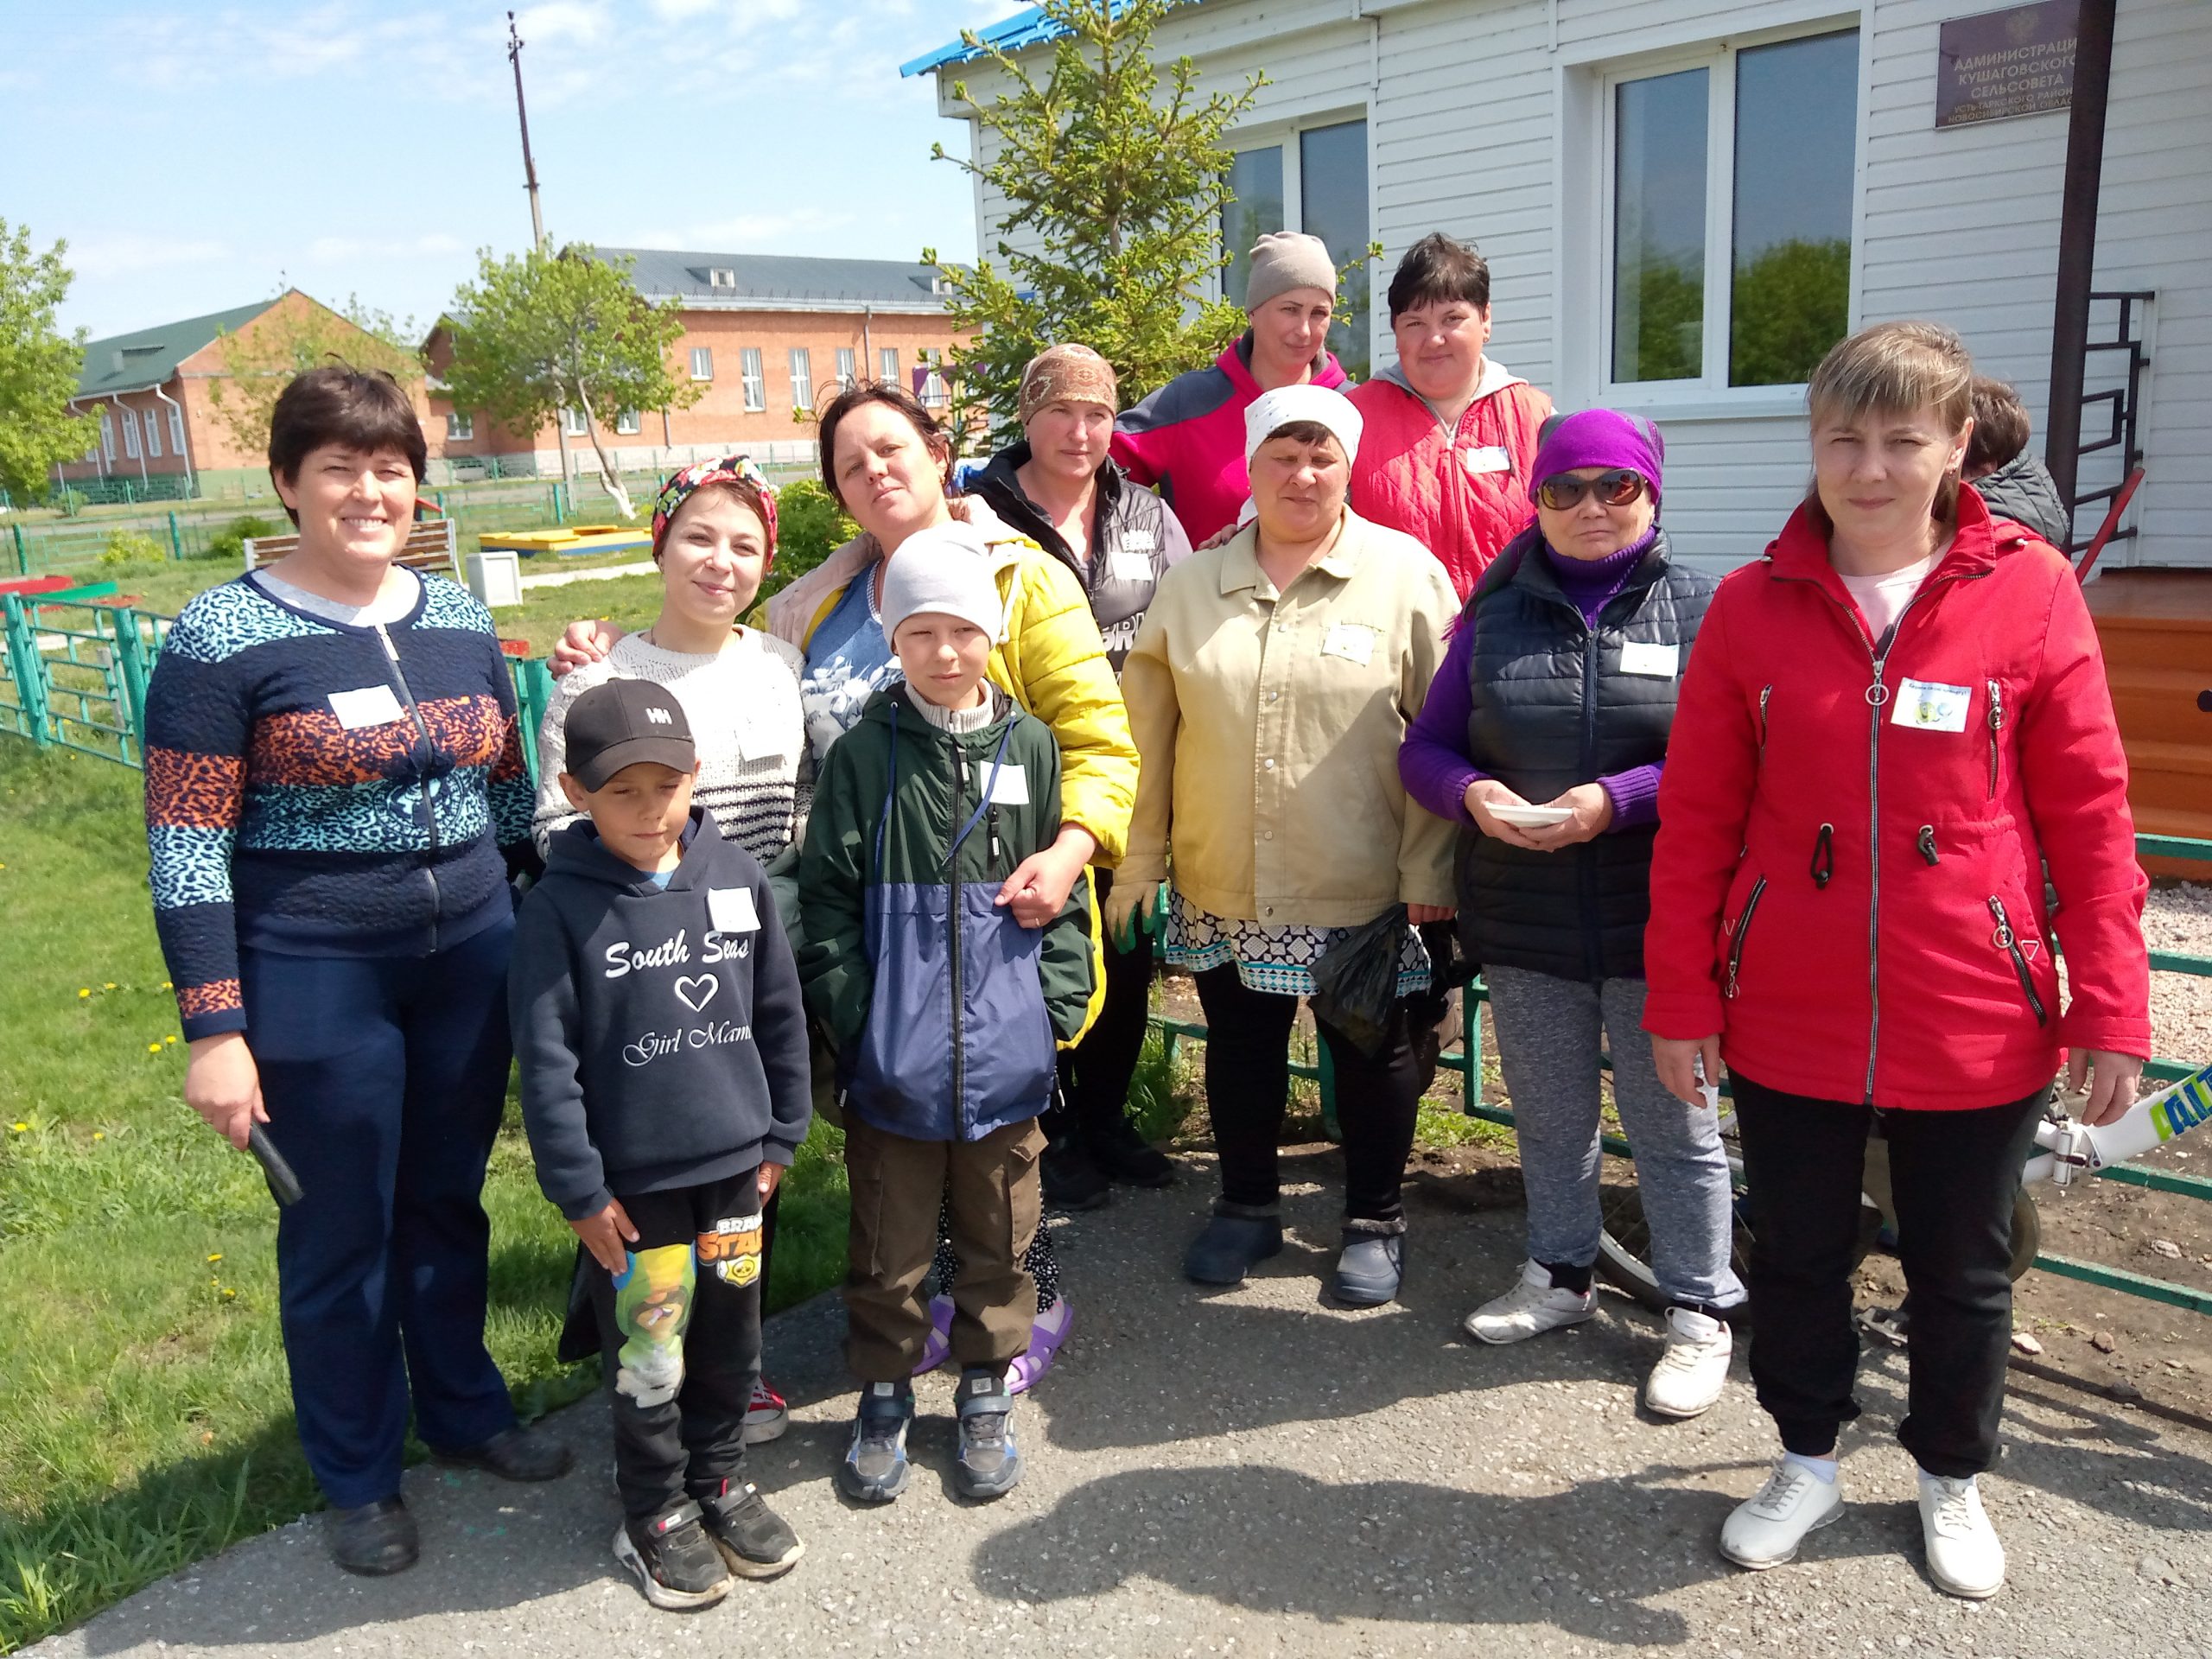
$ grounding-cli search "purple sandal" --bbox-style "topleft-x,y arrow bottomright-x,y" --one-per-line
1006,1298 -> 1074,1395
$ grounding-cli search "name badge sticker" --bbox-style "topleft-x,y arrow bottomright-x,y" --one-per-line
1618,640 -> 1679,679
1320,623 -> 1377,666
327,684 -> 406,730
706,887 -> 760,935
1891,677 -> 1973,733
1460,445 -> 1513,477
1108,549 -> 1154,584
986,764 -> 1031,807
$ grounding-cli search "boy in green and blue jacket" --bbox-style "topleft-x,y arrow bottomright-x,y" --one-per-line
798,531 -> 1094,1503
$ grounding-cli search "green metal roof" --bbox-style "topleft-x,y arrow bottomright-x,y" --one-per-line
73,298 -> 279,398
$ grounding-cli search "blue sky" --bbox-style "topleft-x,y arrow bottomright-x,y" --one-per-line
0,0 -> 1025,344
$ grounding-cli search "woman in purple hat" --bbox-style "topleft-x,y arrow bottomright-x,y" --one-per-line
1398,408 -> 1745,1417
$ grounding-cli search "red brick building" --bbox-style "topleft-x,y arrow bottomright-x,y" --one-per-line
424,249 -> 969,477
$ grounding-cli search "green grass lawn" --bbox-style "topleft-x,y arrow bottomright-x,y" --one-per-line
0,741 -> 851,1653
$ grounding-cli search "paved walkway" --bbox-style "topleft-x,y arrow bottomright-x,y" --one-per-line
516,560 -> 658,591
33,1149 -> 2212,1657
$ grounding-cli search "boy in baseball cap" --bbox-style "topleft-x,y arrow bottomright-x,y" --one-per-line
511,678 -> 813,1609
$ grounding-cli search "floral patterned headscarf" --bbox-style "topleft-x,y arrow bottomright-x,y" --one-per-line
650,454 -> 779,566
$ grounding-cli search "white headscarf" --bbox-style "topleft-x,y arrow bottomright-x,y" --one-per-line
1243,384 -> 1363,471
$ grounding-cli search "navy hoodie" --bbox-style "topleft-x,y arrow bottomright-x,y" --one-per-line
511,807 -> 811,1219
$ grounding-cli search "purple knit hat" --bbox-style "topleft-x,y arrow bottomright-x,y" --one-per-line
1532,409 -> 1665,501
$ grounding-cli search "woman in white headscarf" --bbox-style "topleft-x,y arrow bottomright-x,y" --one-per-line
1115,386 -> 1459,1307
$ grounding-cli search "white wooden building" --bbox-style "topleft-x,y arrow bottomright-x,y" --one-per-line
906,0 -> 2210,571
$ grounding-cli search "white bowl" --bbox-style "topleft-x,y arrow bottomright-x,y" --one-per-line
1487,802 -> 1574,828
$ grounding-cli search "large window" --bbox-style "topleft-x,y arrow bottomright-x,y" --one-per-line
168,404 -> 187,454
879,346 -> 899,384
741,347 -> 766,411
144,404 -> 162,458
690,346 -> 714,382
98,407 -> 113,464
447,410 -> 474,442
121,406 -> 141,459
561,407 -> 587,436
835,346 -> 856,394
1220,117 -> 1372,379
789,347 -> 813,414
614,410 -> 640,435
1608,29 -> 1859,392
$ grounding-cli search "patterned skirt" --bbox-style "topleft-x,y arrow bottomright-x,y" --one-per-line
1161,890 -> 1432,999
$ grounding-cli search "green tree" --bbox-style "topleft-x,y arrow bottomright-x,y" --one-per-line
0,219 -> 97,504
1729,237 -> 1851,387
922,0 -> 1272,448
443,246 -> 696,518
206,291 -> 424,462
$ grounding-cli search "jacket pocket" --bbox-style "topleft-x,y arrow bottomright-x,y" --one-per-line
1985,893 -> 2049,1027
848,882 -> 955,1135
957,887 -> 1057,1137
1725,874 -> 1769,1000
1986,680 -> 2005,799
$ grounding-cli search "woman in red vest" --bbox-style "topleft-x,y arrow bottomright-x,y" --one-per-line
1644,321 -> 2149,1600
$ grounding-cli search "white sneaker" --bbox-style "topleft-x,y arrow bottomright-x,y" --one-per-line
1463,1259 -> 1597,1344
1919,1473 -> 2005,1599
1719,1457 -> 1845,1569
1643,1306 -> 1732,1419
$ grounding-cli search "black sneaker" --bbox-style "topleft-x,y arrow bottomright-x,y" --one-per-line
953,1367 -> 1021,1500
836,1382 -> 913,1503
1084,1117 -> 1176,1187
613,1502 -> 730,1610
1040,1136 -> 1111,1211
698,1478 -> 804,1580
327,1497 -> 417,1576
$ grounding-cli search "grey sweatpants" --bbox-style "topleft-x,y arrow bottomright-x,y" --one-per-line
1484,964 -> 1745,1310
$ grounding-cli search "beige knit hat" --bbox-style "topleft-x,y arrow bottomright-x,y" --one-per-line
1018,343 -> 1119,425
1244,231 -> 1337,312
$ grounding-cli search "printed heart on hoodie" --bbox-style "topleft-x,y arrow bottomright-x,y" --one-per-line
672,974 -> 720,1013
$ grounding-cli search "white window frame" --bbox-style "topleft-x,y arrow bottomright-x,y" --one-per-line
98,406 -> 114,463
120,405 -> 142,459
690,346 -> 714,382
447,410 -> 474,442
789,347 -> 813,413
614,409 -> 641,435
740,347 -> 766,412
168,404 -> 187,453
1562,12 -> 1866,417
1217,105 -> 1376,368
561,407 -> 588,436
879,346 -> 899,384
709,267 -> 737,289
144,404 -> 162,458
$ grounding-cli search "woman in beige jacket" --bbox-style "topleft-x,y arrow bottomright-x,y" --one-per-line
1115,385 -> 1459,1306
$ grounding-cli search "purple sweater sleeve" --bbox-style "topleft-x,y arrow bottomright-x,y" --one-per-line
1399,618 -> 1485,823
1599,761 -> 1663,831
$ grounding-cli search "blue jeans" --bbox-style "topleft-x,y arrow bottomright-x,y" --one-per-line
1484,964 -> 1745,1310
243,915 -> 518,1508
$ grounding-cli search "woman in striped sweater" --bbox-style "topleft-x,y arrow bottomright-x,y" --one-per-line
143,367 -> 569,1580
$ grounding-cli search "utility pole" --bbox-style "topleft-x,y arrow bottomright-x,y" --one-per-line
507,12 -> 547,252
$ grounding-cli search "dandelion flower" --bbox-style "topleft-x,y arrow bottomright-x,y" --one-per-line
103,982 -> 117,991
9,1122 -> 26,1134
222,1288 -> 237,1300
207,1253 -> 223,1263
166,1034 -> 179,1046
78,988 -> 91,999
148,1042 -> 162,1054
92,1131 -> 105,1141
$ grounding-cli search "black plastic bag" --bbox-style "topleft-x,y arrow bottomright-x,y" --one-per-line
1310,905 -> 1408,1059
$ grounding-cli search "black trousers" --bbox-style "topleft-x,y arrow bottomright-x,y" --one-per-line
588,1169 -> 764,1521
1193,965 -> 1425,1224
1732,1073 -> 2047,1478
1047,869 -> 1157,1141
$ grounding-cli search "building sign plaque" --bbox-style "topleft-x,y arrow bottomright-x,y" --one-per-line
1936,1 -> 2079,129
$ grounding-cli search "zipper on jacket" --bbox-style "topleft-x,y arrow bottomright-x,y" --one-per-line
1810,823 -> 1835,889
1986,679 -> 2004,798
1986,895 -> 2049,1026
1917,824 -> 1939,867
1758,685 -> 1773,765
374,622 -> 443,950
949,742 -> 969,1131
1725,875 -> 1769,999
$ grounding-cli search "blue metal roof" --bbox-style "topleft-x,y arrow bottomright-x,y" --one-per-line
900,6 -> 1059,78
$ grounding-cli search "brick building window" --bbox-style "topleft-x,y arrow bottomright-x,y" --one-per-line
144,406 -> 162,458
918,350 -> 949,410
447,410 -> 474,442
690,346 -> 714,381
121,406 -> 141,459
835,346 -> 856,394
879,346 -> 899,384
98,407 -> 113,463
562,408 -> 588,436
168,404 -> 187,453
741,347 -> 766,411
615,410 -> 641,435
790,347 -> 813,414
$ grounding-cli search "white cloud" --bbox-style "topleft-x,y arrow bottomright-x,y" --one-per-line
303,232 -> 468,264
69,232 -> 232,279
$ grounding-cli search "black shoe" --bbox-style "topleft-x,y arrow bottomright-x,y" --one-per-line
1332,1225 -> 1406,1307
836,1382 -> 914,1503
698,1479 -> 805,1580
1182,1206 -> 1283,1286
613,1503 -> 731,1610
1085,1117 -> 1176,1187
1041,1136 -> 1111,1211
954,1367 -> 1022,1500
327,1497 -> 418,1576
434,1423 -> 574,1483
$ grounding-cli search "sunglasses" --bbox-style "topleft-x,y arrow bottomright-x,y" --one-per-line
1535,469 -> 1648,511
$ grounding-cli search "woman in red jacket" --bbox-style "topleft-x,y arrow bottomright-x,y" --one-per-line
1644,321 -> 2149,1601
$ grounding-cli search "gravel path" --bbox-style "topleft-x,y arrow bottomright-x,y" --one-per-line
32,1160 -> 2212,1659
2147,882 -> 2212,1068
